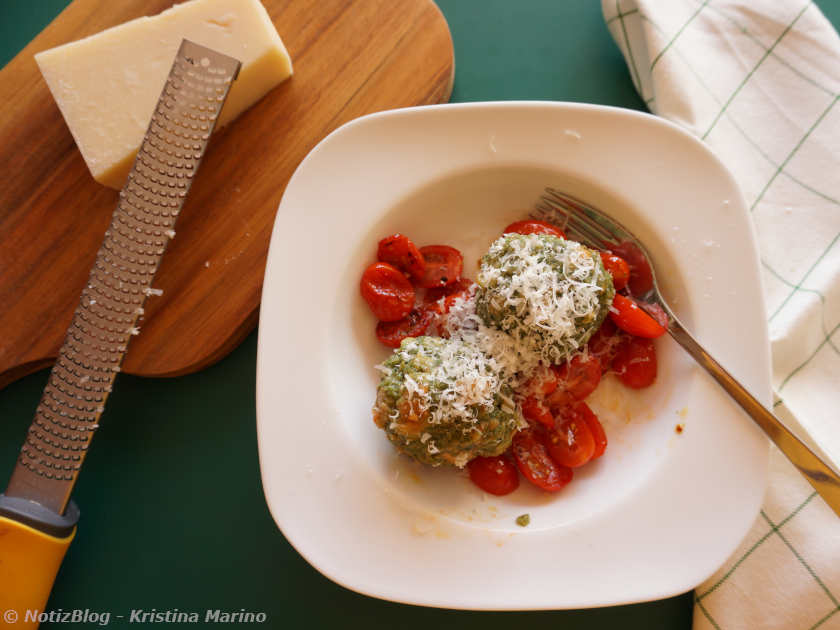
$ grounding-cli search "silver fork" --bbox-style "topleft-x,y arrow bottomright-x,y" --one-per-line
534,187 -> 840,517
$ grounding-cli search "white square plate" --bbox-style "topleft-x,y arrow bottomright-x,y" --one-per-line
256,102 -> 770,609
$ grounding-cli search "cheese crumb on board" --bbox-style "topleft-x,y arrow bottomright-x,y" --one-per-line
35,0 -> 293,189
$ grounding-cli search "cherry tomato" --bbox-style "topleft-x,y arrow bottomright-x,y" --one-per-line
546,403 -> 596,468
377,234 -> 425,278
639,301 -> 669,329
586,319 -> 622,370
424,277 -> 473,312
521,396 -> 554,428
511,429 -> 573,492
467,455 -> 520,496
360,262 -> 415,322
547,353 -> 601,410
581,405 -> 608,459
609,294 -> 667,339
599,251 -> 630,291
503,220 -> 566,239
521,364 -> 559,396
612,336 -> 657,388
375,307 -> 435,348
610,241 -> 653,296
415,245 -> 463,288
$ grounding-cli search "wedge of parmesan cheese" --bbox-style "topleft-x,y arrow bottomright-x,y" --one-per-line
35,0 -> 293,189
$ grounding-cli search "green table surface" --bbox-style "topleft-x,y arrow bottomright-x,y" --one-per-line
2,1 -> 839,628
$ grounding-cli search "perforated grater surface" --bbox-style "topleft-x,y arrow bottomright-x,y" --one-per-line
3,40 -> 240,519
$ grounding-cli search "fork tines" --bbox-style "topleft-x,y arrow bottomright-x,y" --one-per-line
533,188 -> 618,250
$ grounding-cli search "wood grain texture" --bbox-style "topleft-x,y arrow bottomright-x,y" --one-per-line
0,0 -> 454,389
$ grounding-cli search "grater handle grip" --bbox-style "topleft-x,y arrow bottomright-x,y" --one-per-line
0,518 -> 75,627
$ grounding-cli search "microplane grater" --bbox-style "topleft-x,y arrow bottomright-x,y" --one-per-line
3,40 -> 240,518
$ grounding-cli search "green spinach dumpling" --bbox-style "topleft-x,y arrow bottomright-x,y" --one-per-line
475,233 -> 615,364
372,336 -> 521,468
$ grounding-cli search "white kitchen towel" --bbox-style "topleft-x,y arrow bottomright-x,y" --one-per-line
602,1 -> 840,628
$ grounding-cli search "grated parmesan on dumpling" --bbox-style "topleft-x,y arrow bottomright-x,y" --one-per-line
373,336 -> 520,467
475,233 -> 614,364
437,284 -> 541,389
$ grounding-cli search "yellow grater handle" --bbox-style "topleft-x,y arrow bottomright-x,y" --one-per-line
0,497 -> 78,628
0,517 -> 73,628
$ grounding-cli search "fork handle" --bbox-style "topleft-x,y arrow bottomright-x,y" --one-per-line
667,319 -> 840,517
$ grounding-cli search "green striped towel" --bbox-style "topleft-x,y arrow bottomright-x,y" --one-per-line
602,1 -> 840,628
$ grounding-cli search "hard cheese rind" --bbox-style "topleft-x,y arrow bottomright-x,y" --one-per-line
35,0 -> 292,189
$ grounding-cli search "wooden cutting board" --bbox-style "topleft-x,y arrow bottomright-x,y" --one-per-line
0,0 -> 453,389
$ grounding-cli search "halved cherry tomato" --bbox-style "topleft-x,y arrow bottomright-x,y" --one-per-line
521,364 -> 559,397
599,252 -> 630,291
610,241 -> 653,296
554,401 -> 607,459
546,403 -> 596,468
609,294 -> 667,339
415,245 -> 463,288
375,307 -> 435,348
467,455 -> 520,496
511,429 -> 573,492
360,262 -> 415,322
639,301 -> 669,329
547,353 -> 601,410
581,405 -> 608,459
586,319 -> 622,370
377,234 -> 425,278
503,220 -> 566,239
424,277 -> 473,312
612,336 -> 657,389
521,396 -> 554,428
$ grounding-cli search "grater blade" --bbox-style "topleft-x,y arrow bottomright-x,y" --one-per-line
4,40 -> 241,516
